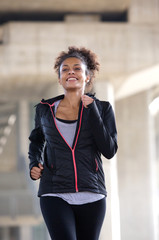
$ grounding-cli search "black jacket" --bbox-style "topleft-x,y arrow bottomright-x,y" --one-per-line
28,94 -> 118,197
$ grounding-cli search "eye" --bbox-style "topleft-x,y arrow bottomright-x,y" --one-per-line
74,67 -> 81,71
62,68 -> 68,72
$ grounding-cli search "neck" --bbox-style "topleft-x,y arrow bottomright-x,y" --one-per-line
63,90 -> 83,108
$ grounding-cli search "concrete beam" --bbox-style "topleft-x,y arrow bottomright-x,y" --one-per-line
0,0 -> 129,12
116,64 -> 159,100
129,0 -> 159,23
0,22 -> 159,100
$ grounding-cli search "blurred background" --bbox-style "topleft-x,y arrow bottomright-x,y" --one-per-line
0,0 -> 159,239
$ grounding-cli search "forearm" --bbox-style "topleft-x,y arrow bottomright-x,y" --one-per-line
88,101 -> 118,159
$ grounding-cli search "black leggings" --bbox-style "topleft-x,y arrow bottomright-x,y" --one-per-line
40,196 -> 106,240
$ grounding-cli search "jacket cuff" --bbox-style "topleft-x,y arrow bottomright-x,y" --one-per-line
87,100 -> 96,109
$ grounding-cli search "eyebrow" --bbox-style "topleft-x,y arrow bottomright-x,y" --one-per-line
62,64 -> 81,67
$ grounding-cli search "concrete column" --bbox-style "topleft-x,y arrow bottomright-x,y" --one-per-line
148,90 -> 159,240
94,81 -> 121,240
116,91 -> 155,240
1,227 -> 10,240
44,81 -> 64,99
17,100 -> 30,170
129,0 -> 159,23
18,100 -> 42,217
19,226 -> 32,240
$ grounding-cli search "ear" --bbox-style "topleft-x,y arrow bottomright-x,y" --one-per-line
85,75 -> 90,83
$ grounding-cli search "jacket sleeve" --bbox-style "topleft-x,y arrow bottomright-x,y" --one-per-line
28,104 -> 45,173
88,100 -> 118,159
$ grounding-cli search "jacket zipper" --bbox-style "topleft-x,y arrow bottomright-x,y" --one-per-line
72,149 -> 78,192
40,100 -> 84,192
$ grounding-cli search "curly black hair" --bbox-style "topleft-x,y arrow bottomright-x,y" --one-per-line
54,46 -> 100,88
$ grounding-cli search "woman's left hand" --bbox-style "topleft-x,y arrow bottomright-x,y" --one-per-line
81,95 -> 94,108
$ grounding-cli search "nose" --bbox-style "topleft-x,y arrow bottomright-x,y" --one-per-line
68,69 -> 75,74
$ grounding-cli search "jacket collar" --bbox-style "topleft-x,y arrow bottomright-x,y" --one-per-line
40,94 -> 65,105
40,92 -> 96,105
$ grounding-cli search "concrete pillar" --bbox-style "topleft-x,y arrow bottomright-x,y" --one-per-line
18,100 -> 42,217
94,81 -> 121,240
129,0 -> 159,23
17,100 -> 30,169
1,227 -> 10,240
19,226 -> 32,240
148,90 -> 159,240
116,91 -> 155,240
44,81 -> 64,99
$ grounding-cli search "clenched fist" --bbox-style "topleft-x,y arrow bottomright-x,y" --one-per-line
81,95 -> 94,108
30,163 -> 44,180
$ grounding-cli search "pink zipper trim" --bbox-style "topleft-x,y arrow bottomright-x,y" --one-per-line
72,149 -> 78,192
71,104 -> 84,192
95,159 -> 98,172
40,100 -> 84,192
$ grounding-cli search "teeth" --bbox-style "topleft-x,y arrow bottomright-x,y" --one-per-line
67,78 -> 77,81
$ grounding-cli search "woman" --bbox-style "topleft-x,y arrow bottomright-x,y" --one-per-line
28,46 -> 118,240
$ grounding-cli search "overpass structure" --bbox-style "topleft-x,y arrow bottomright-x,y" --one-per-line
0,0 -> 159,239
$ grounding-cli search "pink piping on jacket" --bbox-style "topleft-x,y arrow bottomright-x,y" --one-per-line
95,159 -> 98,172
40,100 -> 84,192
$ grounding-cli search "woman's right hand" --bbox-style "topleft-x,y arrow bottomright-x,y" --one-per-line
30,163 -> 44,180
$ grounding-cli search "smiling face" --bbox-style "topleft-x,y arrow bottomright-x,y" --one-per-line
59,57 -> 90,93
